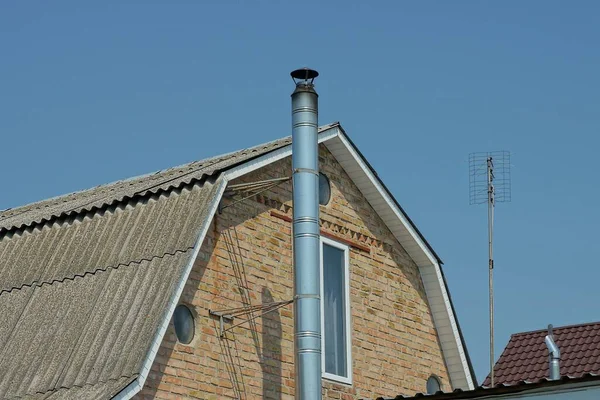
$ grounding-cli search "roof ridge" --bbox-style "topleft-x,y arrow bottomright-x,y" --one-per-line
0,247 -> 193,296
0,124 -> 343,234
6,374 -> 138,399
511,321 -> 600,337
0,137 -> 298,235
0,124 -> 348,227
0,175 -> 212,237
0,162 -> 219,228
0,134 -> 294,222
0,152 -> 222,220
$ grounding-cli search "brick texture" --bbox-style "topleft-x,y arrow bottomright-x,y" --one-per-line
134,146 -> 449,399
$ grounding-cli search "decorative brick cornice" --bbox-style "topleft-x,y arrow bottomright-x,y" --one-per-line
260,194 -> 396,255
255,194 -> 291,214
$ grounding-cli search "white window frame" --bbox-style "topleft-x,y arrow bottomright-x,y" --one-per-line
320,236 -> 352,384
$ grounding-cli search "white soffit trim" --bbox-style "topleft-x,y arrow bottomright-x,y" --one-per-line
224,126 -> 339,182
113,178 -> 228,400
324,132 -> 475,390
423,263 -> 474,390
324,134 -> 438,267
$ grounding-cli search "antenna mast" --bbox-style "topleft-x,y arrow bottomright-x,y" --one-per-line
469,151 -> 511,387
487,157 -> 495,387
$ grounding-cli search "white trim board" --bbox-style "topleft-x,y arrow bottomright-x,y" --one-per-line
320,236 -> 353,385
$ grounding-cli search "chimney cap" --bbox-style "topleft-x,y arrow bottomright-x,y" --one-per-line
291,67 -> 319,82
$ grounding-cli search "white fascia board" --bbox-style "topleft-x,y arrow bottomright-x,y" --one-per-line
417,260 -> 474,390
113,178 -> 228,400
326,132 -> 475,390
332,133 -> 439,267
503,381 -> 600,399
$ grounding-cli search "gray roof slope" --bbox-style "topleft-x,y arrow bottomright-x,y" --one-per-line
0,135 -> 293,399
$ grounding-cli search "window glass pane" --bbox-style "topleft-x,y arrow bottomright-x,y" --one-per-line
323,243 -> 347,377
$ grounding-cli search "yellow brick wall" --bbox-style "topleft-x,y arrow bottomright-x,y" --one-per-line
134,146 -> 449,400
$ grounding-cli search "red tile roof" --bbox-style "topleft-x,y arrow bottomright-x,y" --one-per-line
483,322 -> 600,386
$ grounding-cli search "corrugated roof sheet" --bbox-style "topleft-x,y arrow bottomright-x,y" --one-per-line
0,184 -> 215,294
0,132 -> 297,399
482,321 -> 600,386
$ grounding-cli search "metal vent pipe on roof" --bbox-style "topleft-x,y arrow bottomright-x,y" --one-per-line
290,67 -> 322,400
544,324 -> 561,381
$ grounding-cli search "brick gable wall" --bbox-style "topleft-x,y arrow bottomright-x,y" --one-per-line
134,146 -> 449,400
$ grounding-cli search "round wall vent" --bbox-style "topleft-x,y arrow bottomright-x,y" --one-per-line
426,375 -> 441,394
319,173 -> 331,205
173,304 -> 195,344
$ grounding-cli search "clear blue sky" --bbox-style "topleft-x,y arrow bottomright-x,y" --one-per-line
2,1 -> 599,385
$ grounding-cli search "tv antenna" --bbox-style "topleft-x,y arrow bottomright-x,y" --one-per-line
469,151 -> 511,387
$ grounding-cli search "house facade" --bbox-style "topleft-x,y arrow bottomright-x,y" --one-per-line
135,135 -> 456,399
0,124 -> 474,399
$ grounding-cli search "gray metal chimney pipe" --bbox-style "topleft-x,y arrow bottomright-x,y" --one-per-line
290,67 -> 322,400
544,324 -> 561,381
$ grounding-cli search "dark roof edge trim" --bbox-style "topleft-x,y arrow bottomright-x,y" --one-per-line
335,124 -> 443,265
0,175 -> 217,238
334,125 -> 476,384
0,124 -> 339,237
378,373 -> 600,400
509,320 -> 600,337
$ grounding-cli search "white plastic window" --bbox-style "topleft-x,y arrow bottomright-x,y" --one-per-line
320,237 -> 352,384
